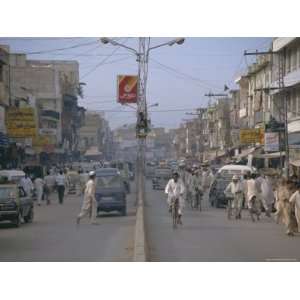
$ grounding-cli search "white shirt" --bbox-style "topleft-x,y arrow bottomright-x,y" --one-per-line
44,175 -> 55,187
165,178 -> 185,208
225,181 -> 243,196
246,179 -> 257,201
20,177 -> 33,195
289,190 -> 300,209
55,174 -> 66,186
34,178 -> 44,190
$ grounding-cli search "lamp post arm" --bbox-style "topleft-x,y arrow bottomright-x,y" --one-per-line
102,38 -> 138,55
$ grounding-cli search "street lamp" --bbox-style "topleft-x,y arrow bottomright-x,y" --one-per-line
100,37 -> 184,203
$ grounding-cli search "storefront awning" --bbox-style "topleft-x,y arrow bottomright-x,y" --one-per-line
254,152 -> 286,159
290,160 -> 300,167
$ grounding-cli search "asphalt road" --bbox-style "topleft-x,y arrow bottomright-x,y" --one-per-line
0,184 -> 136,262
145,181 -> 300,261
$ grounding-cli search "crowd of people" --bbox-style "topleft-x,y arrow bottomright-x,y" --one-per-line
164,161 -> 300,236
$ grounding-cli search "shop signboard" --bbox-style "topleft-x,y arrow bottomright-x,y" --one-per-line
240,128 -> 264,145
264,132 -> 279,152
6,107 -> 37,138
117,75 -> 138,104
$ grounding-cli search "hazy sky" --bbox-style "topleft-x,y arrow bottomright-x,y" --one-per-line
0,37 -> 272,129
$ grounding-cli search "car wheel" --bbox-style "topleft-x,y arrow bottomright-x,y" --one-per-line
24,208 -> 34,223
12,213 -> 22,227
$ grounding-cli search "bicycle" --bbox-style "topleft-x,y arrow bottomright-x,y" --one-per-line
171,197 -> 180,229
191,189 -> 202,211
226,194 -> 234,220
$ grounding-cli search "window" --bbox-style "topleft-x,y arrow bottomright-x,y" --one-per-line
286,49 -> 292,73
291,48 -> 297,71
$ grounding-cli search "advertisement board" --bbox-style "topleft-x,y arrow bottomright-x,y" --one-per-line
264,132 -> 279,152
117,75 -> 138,104
6,107 -> 37,138
240,128 -> 264,145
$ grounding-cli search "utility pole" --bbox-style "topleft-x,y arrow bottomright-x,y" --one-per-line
244,49 -> 289,176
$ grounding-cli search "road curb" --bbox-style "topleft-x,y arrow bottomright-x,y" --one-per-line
133,172 -> 148,262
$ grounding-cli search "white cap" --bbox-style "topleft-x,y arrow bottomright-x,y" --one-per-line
232,175 -> 239,180
89,171 -> 96,177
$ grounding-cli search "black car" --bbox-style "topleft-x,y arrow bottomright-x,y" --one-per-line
152,168 -> 172,190
0,184 -> 34,227
95,168 -> 127,216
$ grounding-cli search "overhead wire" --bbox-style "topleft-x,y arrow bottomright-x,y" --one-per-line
150,57 -> 223,90
80,38 -> 131,79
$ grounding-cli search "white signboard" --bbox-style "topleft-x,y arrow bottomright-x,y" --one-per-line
264,132 -> 279,152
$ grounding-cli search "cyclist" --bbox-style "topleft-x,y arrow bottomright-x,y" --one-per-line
224,175 -> 244,219
165,172 -> 185,225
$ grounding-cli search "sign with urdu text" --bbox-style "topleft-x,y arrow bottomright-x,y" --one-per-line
6,107 -> 37,138
240,128 -> 264,145
264,132 -> 279,152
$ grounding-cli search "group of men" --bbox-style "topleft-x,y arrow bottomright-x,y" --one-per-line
224,172 -> 275,222
164,161 -> 300,236
164,162 -> 215,224
20,169 -> 67,206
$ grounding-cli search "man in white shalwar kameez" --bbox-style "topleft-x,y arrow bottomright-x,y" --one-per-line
257,174 -> 274,217
76,171 -> 98,225
165,172 -> 185,224
246,173 -> 260,222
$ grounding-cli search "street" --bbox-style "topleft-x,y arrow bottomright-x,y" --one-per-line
145,181 -> 300,262
0,186 -> 136,262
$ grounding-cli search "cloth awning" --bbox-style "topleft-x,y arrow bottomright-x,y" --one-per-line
254,152 -> 285,159
84,147 -> 102,156
235,147 -> 256,159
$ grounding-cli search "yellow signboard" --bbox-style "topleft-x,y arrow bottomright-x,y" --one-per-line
240,128 -> 264,145
6,107 -> 37,138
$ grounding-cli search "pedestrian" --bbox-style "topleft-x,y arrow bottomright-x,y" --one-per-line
246,173 -> 260,222
34,176 -> 44,206
55,170 -> 66,204
260,174 -> 275,217
289,183 -> 300,234
190,169 -> 203,209
225,175 -> 244,219
201,165 -> 214,200
76,171 -> 98,225
20,173 -> 34,197
165,172 -> 185,225
44,171 -> 55,205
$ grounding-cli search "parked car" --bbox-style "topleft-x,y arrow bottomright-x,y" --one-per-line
152,168 -> 172,190
0,183 -> 34,227
95,168 -> 127,216
0,170 -> 26,184
209,165 -> 255,208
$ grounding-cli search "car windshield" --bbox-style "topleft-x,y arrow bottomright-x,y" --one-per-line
96,175 -> 122,188
219,169 -> 245,177
0,187 -> 17,199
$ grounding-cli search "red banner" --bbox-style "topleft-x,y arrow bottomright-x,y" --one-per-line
117,75 -> 138,104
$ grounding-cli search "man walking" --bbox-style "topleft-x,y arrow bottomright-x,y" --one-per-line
56,170 -> 66,204
77,171 -> 98,225
20,173 -> 34,197
34,176 -> 44,206
44,171 -> 55,205
246,173 -> 260,222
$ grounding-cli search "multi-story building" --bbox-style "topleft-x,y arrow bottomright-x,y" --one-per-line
271,38 -> 300,165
